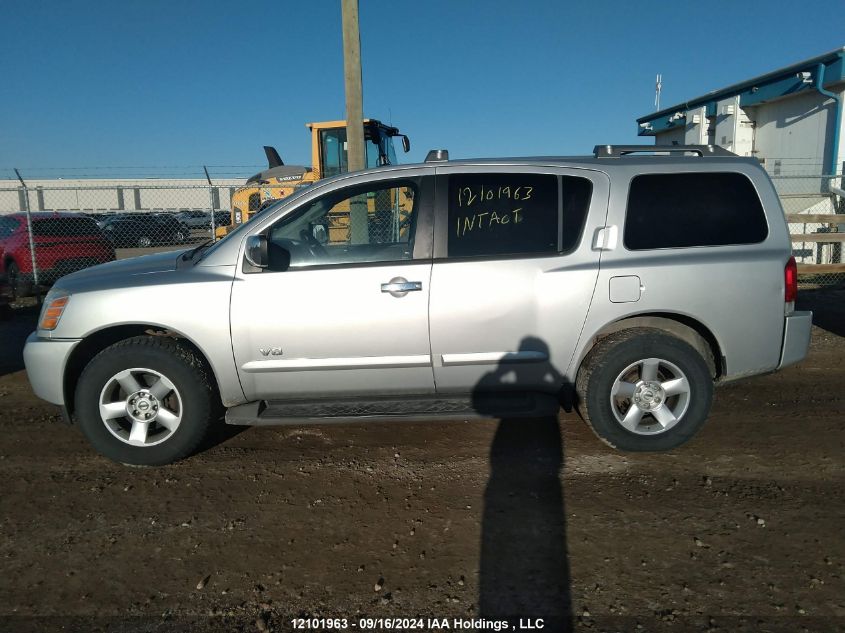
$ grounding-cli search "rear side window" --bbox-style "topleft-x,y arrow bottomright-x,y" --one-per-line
447,173 -> 591,258
624,172 -> 768,250
32,216 -> 101,237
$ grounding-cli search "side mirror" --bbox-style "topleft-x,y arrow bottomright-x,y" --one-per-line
244,234 -> 268,268
401,135 -> 411,153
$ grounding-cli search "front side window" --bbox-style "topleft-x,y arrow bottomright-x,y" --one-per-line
624,172 -> 768,250
267,180 -> 419,269
322,127 -> 391,177
446,173 -> 591,258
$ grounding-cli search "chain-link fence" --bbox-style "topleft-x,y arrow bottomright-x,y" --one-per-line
1,171 -> 843,302
771,174 -> 845,288
0,181 -> 242,301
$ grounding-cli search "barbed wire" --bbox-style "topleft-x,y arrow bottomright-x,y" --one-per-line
0,165 -> 267,180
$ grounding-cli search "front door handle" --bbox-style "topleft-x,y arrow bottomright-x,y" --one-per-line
381,277 -> 422,297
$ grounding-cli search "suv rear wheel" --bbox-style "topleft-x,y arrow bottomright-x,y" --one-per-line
75,336 -> 220,466
576,328 -> 713,451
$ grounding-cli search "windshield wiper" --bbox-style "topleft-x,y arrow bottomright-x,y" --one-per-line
183,239 -> 213,261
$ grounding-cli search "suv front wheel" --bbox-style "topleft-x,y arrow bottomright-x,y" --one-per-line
75,336 -> 220,465
576,328 -> 713,451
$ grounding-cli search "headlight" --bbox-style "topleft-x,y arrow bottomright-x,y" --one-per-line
39,289 -> 71,330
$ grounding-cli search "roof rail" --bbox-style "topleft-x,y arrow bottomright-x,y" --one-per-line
594,144 -> 737,158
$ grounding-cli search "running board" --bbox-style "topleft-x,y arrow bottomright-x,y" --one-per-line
225,393 -> 560,426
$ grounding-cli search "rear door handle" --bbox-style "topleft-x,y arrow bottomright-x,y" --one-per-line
381,277 -> 422,296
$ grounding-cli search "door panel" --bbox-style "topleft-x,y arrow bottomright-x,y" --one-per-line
429,167 -> 609,394
429,258 -> 599,392
231,263 -> 434,400
229,171 -> 436,401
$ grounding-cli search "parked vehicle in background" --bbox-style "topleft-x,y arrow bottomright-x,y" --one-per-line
175,210 -> 211,229
0,212 -> 115,299
85,212 -> 117,224
22,145 -> 812,466
151,214 -> 191,243
99,214 -> 189,248
95,214 -> 126,230
213,211 -> 231,227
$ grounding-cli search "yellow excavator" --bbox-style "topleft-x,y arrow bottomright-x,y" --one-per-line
218,119 -> 410,239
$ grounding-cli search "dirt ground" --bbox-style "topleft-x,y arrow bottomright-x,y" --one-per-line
0,291 -> 843,633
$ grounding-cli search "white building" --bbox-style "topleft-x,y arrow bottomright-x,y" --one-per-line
0,178 -> 244,215
637,47 -> 844,176
637,47 -> 844,270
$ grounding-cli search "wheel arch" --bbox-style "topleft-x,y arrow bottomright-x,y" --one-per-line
63,324 -> 224,419
575,313 -> 725,380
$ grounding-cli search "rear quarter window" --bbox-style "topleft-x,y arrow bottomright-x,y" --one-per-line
624,172 -> 768,250
32,216 -> 102,237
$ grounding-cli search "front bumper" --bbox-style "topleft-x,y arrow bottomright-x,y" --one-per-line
22,331 -> 81,405
778,311 -> 813,369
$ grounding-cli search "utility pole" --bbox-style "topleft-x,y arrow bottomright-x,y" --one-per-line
341,0 -> 368,243
341,0 -> 365,172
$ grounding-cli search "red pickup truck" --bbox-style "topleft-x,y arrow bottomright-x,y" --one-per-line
0,212 -> 115,299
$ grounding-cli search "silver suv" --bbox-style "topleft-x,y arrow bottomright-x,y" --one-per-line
23,145 -> 812,465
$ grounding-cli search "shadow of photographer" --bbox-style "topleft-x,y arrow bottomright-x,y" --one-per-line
473,336 -> 573,630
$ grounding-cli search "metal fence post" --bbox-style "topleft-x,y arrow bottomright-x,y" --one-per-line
13,168 -> 41,305
203,166 -> 216,239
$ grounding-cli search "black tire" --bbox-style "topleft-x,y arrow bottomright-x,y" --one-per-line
137,235 -> 152,248
6,261 -> 30,300
575,328 -> 713,452
75,336 -> 221,466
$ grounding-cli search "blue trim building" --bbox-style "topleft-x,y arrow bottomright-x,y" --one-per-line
637,47 -> 844,176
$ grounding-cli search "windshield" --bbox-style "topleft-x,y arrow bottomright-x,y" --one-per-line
320,127 -> 390,177
366,138 -> 381,169
369,126 -> 398,167
382,134 -> 397,166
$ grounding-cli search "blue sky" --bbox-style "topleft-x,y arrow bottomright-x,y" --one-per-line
2,0 -> 843,177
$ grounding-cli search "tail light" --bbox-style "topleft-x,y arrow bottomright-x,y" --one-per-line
784,256 -> 798,303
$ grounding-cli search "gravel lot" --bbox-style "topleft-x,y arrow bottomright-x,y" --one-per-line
0,291 -> 843,633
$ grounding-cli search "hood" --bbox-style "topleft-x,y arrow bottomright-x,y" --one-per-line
55,249 -> 188,292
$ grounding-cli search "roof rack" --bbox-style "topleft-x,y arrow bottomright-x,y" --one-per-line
425,149 -> 449,162
594,144 -> 737,158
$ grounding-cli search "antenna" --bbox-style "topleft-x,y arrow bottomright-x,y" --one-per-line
655,73 -> 663,110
